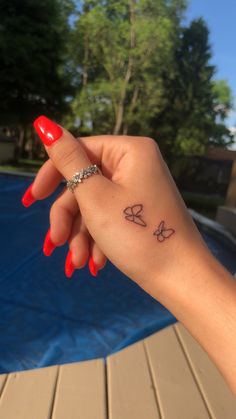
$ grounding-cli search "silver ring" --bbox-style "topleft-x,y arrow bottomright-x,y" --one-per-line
66,164 -> 100,193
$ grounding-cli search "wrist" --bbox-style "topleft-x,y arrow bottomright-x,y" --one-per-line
150,239 -> 236,393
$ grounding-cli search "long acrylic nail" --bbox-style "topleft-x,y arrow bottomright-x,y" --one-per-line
33,115 -> 63,146
21,183 -> 36,207
89,256 -> 98,277
43,229 -> 56,256
65,250 -> 75,279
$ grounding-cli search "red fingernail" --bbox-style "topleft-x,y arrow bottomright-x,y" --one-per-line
65,250 -> 75,279
88,256 -> 98,277
21,183 -> 36,207
43,229 -> 56,256
33,115 -> 63,146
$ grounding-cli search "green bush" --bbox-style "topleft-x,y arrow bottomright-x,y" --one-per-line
181,191 -> 224,219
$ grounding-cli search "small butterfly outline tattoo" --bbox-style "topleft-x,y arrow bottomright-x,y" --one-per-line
123,204 -> 147,227
153,220 -> 175,242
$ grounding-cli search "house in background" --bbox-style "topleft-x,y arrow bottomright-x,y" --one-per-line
206,147 -> 236,205
207,147 -> 236,235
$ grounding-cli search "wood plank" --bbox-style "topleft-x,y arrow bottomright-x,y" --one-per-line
52,359 -> 106,419
0,375 -> 7,395
107,341 -> 160,419
175,323 -> 236,418
145,325 -> 210,419
0,366 -> 58,419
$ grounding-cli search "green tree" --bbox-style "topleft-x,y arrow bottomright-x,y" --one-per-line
69,0 -> 187,135
150,18 -> 234,160
69,8 -> 234,158
0,0 -> 74,157
210,79 -> 234,147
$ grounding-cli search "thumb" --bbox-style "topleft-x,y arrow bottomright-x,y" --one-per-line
33,115 -> 113,206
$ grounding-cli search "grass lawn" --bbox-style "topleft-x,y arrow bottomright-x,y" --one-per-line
0,159 -> 44,174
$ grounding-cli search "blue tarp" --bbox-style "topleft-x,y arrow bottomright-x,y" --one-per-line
0,173 -> 235,373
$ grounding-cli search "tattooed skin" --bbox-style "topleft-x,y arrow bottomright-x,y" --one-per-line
123,204 -> 175,242
153,221 -> 175,242
123,204 -> 147,227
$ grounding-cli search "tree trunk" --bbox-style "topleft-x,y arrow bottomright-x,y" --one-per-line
83,31 -> 89,87
113,0 -> 136,135
80,29 -> 89,132
123,85 -> 139,135
16,125 -> 26,159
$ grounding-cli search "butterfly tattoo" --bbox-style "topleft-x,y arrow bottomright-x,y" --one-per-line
153,221 -> 175,242
123,204 -> 147,227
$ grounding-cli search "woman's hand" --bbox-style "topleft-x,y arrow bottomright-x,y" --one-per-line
29,116 -> 236,396
30,116 -> 204,294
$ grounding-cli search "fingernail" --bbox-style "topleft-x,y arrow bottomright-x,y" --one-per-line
33,115 -> 63,146
21,183 -> 36,207
88,256 -> 98,277
65,250 -> 75,279
43,229 -> 56,256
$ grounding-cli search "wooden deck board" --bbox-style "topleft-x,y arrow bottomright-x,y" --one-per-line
0,323 -> 235,418
175,322 -> 236,419
144,326 -> 211,419
107,341 -> 160,419
52,359 -> 106,419
0,375 -> 7,395
0,366 -> 58,419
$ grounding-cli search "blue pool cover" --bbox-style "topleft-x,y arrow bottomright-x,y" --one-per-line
0,173 -> 235,374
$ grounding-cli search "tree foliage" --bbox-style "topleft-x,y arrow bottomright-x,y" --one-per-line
0,0 -> 74,157
68,2 -> 234,157
151,18 -> 234,158
69,0 -> 187,136
0,0 -> 234,159
0,0 -> 74,123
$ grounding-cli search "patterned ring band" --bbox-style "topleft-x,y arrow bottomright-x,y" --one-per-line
66,164 -> 100,193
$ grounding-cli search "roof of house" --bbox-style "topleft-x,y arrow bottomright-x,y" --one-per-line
207,146 -> 236,161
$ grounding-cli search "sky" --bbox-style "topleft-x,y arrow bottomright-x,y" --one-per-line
185,0 -> 236,131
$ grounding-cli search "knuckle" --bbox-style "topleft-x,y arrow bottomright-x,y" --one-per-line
142,136 -> 159,150
124,135 -> 160,156
135,137 -> 165,175
143,137 -> 162,160
133,136 -> 161,158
